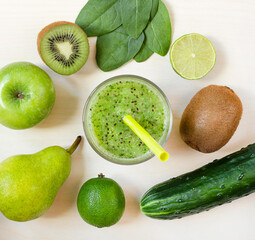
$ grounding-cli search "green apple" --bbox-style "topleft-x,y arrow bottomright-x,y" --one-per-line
0,62 -> 55,129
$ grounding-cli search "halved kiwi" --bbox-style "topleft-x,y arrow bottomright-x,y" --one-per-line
37,21 -> 89,75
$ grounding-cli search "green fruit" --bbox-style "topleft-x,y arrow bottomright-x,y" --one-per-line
140,143 -> 255,220
0,62 -> 55,129
0,136 -> 81,222
37,21 -> 89,75
170,33 -> 216,80
77,173 -> 125,228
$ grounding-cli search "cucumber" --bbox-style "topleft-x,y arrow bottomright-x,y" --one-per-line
140,144 -> 255,220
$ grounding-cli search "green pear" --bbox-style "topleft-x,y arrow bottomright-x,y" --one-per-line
0,136 -> 81,222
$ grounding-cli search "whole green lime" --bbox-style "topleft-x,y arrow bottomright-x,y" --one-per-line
77,173 -> 125,228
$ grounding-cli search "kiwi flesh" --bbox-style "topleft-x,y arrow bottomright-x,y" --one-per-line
37,21 -> 89,75
179,85 -> 243,153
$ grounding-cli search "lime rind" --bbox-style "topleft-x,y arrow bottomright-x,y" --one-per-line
170,33 -> 216,80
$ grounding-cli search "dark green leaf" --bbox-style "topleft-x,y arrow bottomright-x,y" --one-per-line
150,0 -> 159,19
134,39 -> 154,62
120,0 -> 152,39
75,0 -> 122,37
145,0 -> 171,56
96,26 -> 144,71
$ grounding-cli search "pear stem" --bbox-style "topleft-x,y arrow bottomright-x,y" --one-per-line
66,136 -> 82,155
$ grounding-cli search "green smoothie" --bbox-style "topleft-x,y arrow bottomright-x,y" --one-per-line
83,75 -> 171,164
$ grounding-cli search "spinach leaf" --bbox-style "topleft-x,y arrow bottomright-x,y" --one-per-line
134,39 -> 153,62
75,0 -> 122,37
96,26 -> 144,71
150,0 -> 159,20
144,0 -> 171,56
120,0 -> 152,39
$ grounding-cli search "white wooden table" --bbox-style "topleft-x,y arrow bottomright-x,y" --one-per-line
0,0 -> 255,239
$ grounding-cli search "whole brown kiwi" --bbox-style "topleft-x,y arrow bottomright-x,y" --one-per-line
179,85 -> 243,153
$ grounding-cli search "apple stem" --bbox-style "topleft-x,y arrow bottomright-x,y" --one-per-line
14,92 -> 24,99
18,93 -> 24,99
66,136 -> 82,155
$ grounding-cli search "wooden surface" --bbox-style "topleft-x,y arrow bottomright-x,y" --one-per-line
0,0 -> 255,239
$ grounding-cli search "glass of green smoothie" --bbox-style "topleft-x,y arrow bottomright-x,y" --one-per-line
83,75 -> 172,165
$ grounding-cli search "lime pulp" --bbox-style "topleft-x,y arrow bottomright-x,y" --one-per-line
170,33 -> 216,80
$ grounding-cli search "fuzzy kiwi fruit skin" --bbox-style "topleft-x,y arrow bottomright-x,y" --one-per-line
37,21 -> 89,75
180,85 -> 242,153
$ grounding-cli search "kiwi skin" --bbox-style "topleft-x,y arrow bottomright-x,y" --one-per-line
37,21 -> 89,75
179,85 -> 243,153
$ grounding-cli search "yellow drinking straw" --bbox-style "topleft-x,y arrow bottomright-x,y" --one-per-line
123,115 -> 169,161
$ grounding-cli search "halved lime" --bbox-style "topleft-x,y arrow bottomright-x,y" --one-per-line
170,33 -> 216,80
